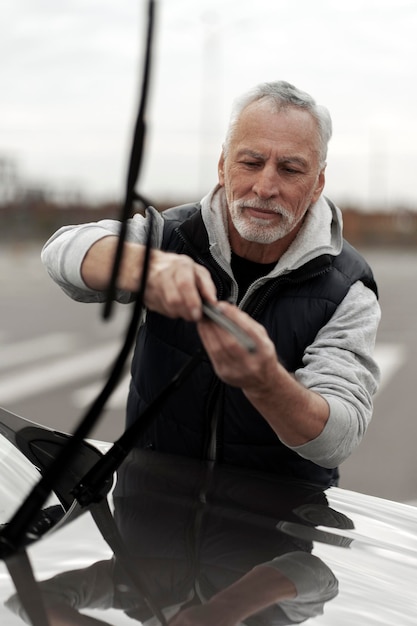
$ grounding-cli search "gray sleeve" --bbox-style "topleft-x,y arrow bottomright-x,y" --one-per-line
40,207 -> 164,303
290,281 -> 381,468
262,551 -> 338,622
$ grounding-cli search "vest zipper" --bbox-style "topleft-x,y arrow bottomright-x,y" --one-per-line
243,264 -> 332,319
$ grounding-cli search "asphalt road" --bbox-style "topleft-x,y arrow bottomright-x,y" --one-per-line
1,243 -> 416,504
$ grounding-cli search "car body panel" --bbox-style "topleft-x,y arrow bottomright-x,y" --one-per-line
0,408 -> 416,625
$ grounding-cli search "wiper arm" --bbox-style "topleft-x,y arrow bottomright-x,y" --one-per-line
0,0 -> 157,557
103,0 -> 155,320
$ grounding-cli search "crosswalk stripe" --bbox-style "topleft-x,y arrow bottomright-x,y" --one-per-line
70,342 -> 406,411
72,374 -> 130,410
0,342 -> 121,405
0,340 -> 406,409
0,333 -> 78,371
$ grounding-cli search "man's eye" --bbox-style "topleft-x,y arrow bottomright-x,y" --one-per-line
241,161 -> 261,168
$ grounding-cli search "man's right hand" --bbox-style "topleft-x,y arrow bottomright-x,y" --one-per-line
81,237 -> 217,321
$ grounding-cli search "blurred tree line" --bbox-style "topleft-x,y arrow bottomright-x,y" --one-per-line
1,156 -> 417,247
2,194 -> 417,248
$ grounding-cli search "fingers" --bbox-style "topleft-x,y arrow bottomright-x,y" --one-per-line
198,303 -> 255,360
199,302 -> 264,349
145,251 -> 217,321
197,303 -> 276,389
201,301 -> 257,353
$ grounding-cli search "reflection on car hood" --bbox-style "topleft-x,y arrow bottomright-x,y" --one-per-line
1,435 -> 417,624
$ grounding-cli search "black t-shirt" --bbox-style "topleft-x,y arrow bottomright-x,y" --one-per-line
231,252 -> 276,303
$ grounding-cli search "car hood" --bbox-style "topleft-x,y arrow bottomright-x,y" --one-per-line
0,409 -> 416,625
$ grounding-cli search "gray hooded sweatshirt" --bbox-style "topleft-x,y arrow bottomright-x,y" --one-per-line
41,187 -> 381,469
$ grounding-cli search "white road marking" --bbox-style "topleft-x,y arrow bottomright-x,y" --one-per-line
0,342 -> 120,405
0,333 -> 78,371
0,340 -> 407,410
71,342 -> 407,410
72,373 -> 130,410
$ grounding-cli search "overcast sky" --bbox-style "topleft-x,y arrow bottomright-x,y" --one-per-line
2,0 -> 417,210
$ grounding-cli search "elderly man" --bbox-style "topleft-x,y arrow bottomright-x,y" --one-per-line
42,81 -> 380,487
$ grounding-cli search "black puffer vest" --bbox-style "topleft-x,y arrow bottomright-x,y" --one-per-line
126,203 -> 378,487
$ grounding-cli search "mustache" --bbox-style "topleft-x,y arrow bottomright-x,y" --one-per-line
234,198 -> 292,217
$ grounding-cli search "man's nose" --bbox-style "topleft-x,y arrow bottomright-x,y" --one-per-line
252,166 -> 279,199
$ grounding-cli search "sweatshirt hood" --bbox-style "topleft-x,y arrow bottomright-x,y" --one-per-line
200,185 -> 344,278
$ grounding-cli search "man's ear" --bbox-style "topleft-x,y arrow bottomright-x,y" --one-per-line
218,151 -> 225,186
312,167 -> 326,203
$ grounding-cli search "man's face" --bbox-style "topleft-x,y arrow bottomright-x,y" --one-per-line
218,100 -> 326,252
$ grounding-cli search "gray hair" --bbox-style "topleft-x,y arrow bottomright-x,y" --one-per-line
223,81 -> 332,167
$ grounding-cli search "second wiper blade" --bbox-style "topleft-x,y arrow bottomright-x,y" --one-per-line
202,301 -> 257,354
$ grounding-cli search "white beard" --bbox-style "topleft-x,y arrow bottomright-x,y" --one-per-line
229,198 -> 305,244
